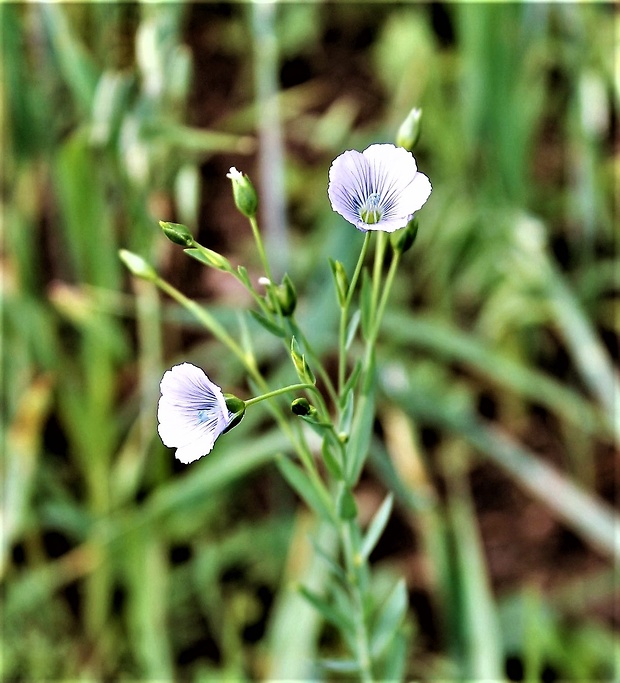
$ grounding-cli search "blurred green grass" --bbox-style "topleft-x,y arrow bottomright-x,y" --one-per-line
2,2 -> 617,681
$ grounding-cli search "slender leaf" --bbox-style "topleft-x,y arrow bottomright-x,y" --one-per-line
360,493 -> 394,561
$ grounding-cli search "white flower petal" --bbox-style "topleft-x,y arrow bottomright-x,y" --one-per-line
327,143 -> 431,232
157,363 -> 232,463
174,433 -> 219,464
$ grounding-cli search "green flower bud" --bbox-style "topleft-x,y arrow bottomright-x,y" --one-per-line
394,217 -> 419,254
119,249 -> 158,282
222,394 -> 246,433
290,337 -> 316,385
276,273 -> 297,316
227,167 -> 258,218
159,221 -> 194,247
396,107 -> 423,151
329,259 -> 349,307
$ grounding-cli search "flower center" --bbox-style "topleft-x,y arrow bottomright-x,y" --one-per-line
359,192 -> 383,225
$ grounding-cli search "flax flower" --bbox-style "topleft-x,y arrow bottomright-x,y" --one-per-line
328,143 -> 431,232
157,363 -> 235,463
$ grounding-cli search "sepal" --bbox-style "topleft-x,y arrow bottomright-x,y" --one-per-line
222,394 -> 246,433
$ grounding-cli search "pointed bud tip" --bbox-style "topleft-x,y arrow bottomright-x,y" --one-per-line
160,221 -> 194,247
119,249 -> 157,282
396,107 -> 423,151
227,167 -> 258,218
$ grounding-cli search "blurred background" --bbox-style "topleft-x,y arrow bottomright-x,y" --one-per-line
2,2 -> 618,681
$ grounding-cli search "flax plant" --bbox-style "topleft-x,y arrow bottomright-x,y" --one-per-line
121,110 -> 431,679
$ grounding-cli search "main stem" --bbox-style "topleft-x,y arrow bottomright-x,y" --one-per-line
341,522 -> 373,682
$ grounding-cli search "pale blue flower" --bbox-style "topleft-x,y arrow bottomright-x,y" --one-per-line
328,143 -> 432,232
157,363 -> 233,463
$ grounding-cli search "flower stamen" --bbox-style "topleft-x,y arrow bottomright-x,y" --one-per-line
360,192 -> 383,225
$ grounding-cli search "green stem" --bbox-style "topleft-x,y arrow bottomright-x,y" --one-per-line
370,231 -> 387,316
339,232 -> 372,392
368,247 -> 401,349
156,277 -> 250,369
358,245 -> 401,394
249,215 -> 274,283
341,521 -> 373,682
245,383 -> 317,407
155,276 -> 333,516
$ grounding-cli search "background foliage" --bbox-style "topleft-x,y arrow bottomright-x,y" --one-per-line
2,2 -> 617,681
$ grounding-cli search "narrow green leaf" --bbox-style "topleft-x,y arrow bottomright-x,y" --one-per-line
237,265 -> 252,288
376,628 -> 408,682
345,309 -> 361,350
249,309 -> 286,338
341,360 -> 362,402
370,578 -> 408,659
184,246 -> 231,272
360,493 -> 394,561
298,586 -> 353,634
276,455 -> 332,521
309,537 -> 347,583
345,381 -> 376,485
318,658 -> 360,673
338,388 -> 355,435
447,482 -> 503,680
321,439 -> 343,480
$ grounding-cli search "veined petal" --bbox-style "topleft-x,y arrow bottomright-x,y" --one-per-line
157,363 -> 232,462
327,143 -> 431,232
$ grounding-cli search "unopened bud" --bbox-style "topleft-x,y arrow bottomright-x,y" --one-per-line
227,167 -> 258,218
394,217 -> 419,254
276,273 -> 297,316
290,338 -> 316,385
160,221 -> 194,247
329,259 -> 349,307
119,249 -> 158,282
396,107 -> 423,151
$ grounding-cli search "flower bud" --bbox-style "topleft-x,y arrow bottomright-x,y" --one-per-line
119,249 -> 158,282
396,107 -> 423,151
223,394 -> 246,433
290,338 -> 316,385
226,167 -> 258,218
160,221 -> 194,247
329,259 -> 349,307
394,217 -> 419,254
276,273 -> 297,316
